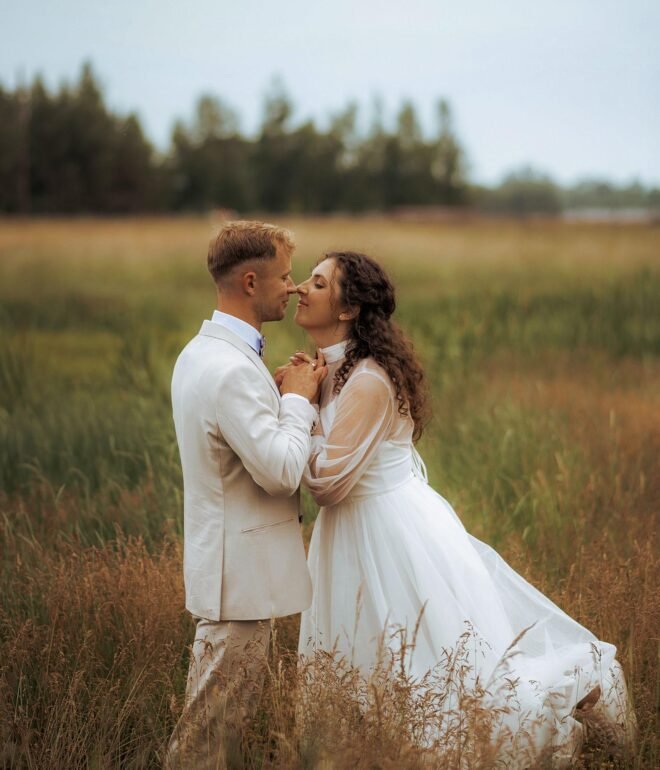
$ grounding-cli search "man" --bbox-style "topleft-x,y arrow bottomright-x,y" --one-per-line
166,221 -> 326,769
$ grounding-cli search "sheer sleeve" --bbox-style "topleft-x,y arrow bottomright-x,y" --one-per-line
303,369 -> 395,506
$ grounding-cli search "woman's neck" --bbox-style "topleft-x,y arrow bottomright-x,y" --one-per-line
307,327 -> 351,350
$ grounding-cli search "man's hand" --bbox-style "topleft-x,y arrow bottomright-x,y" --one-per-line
274,350 -> 310,388
273,363 -> 293,389
280,352 -> 327,402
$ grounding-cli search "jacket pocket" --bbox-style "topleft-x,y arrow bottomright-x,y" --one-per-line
241,517 -> 295,534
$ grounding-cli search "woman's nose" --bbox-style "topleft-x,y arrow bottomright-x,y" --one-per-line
296,283 -> 308,295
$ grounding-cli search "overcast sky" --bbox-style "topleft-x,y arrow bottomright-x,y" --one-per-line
2,0 -> 659,185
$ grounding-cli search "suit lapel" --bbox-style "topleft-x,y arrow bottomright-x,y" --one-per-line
199,320 -> 280,399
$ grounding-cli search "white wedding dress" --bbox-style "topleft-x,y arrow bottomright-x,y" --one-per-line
298,341 -> 635,768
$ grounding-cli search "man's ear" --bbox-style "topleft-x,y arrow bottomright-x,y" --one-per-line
338,306 -> 360,322
241,270 -> 257,296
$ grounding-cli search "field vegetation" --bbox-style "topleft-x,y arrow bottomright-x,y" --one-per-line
0,216 -> 658,768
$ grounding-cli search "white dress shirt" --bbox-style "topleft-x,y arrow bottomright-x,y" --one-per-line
211,310 -> 263,356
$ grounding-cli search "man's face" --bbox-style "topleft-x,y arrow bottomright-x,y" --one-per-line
254,245 -> 297,323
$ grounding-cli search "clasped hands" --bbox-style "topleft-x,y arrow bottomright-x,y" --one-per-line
274,350 -> 327,403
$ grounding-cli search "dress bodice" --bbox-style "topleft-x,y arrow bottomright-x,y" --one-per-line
305,341 -> 422,506
344,440 -> 426,499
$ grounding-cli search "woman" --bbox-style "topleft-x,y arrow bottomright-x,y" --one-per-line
289,250 -> 635,766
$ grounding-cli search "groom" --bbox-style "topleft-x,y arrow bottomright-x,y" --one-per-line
166,221 -> 326,769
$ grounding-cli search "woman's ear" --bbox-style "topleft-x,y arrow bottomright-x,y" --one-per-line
338,306 -> 360,322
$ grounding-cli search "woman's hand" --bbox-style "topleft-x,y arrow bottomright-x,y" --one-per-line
290,350 -> 314,366
308,350 -> 326,404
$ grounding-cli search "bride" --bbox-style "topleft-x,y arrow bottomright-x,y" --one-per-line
284,250 -> 635,767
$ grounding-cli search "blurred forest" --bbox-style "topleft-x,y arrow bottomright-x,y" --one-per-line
1,62 -> 658,216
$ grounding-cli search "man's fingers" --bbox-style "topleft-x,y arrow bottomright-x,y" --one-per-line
280,359 -> 328,400
274,363 -> 295,388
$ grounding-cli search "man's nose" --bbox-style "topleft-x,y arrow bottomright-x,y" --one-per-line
286,277 -> 297,294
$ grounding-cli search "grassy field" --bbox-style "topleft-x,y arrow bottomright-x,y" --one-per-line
0,215 -> 658,768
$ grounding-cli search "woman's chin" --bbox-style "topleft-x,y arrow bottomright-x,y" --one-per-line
293,309 -> 307,328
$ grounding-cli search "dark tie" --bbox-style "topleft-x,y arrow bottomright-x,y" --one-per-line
258,336 -> 265,358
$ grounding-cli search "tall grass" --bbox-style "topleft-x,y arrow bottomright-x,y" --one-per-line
0,216 -> 658,767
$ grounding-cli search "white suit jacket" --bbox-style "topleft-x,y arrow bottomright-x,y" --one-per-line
171,320 -> 315,621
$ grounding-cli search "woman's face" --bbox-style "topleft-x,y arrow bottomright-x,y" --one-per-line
294,257 -> 346,333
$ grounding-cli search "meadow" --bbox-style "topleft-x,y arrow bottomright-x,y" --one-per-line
0,215 -> 658,768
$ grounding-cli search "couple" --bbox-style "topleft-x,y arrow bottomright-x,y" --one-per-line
166,221 -> 634,769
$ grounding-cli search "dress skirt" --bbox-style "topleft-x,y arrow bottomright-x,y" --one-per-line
299,474 -> 635,767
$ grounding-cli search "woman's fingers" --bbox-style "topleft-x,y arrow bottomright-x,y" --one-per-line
290,351 -> 313,365
288,349 -> 327,372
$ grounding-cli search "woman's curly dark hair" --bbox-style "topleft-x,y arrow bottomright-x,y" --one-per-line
325,251 -> 430,442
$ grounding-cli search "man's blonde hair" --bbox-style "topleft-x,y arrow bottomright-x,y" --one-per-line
208,221 -> 295,284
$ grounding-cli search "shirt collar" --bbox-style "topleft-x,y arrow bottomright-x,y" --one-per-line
211,310 -> 264,357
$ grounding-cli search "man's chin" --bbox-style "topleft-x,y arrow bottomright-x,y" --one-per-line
264,308 -> 287,323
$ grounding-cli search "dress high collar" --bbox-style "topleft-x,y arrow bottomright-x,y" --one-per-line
320,339 -> 348,364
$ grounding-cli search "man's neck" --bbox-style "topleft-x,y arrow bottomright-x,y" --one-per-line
216,298 -> 261,333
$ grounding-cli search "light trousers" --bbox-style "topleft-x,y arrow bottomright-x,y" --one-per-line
165,618 -> 271,770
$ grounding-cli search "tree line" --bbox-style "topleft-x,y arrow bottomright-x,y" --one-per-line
0,63 -> 657,215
